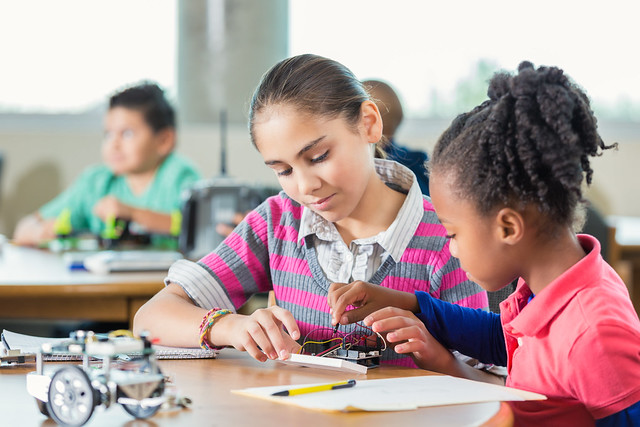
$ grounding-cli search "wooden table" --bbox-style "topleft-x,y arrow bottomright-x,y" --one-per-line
0,350 -> 510,426
0,244 -> 166,327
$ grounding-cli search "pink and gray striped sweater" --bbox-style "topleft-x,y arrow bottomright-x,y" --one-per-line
168,191 -> 487,366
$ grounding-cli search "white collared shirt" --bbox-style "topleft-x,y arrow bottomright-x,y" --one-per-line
299,158 -> 424,283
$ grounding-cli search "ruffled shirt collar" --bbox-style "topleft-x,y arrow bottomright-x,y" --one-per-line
298,158 -> 423,262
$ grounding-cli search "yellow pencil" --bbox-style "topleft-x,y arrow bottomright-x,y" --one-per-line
271,379 -> 356,397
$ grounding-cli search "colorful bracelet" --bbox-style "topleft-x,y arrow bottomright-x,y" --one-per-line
199,308 -> 233,350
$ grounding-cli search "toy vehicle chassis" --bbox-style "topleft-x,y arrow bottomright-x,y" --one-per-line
26,331 -> 166,427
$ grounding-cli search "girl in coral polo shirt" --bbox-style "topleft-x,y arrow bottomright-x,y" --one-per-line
328,61 -> 640,425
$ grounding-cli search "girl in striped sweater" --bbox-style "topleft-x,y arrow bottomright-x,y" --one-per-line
134,54 -> 487,366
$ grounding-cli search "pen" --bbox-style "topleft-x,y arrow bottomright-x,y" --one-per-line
271,379 -> 356,397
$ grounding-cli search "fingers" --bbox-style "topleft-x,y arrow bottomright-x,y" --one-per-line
361,307 -> 454,371
327,282 -> 349,325
282,329 -> 303,355
363,308 -> 438,358
327,281 -> 370,326
363,306 -> 410,327
393,337 -> 430,355
215,223 -> 236,237
233,212 -> 247,226
93,196 -> 127,220
369,313 -> 418,337
386,323 -> 428,345
215,212 -> 248,238
338,306 -> 373,325
269,306 -> 300,341
239,319 -> 273,362
235,307 -> 300,362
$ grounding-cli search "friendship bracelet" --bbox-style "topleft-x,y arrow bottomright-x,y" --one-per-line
199,308 -> 233,350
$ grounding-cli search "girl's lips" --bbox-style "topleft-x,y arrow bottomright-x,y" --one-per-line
310,194 -> 334,211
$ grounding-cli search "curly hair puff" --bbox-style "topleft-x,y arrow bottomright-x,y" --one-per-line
430,61 -> 617,227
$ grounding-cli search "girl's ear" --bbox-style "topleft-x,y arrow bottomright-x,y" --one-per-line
360,100 -> 383,144
495,207 -> 525,244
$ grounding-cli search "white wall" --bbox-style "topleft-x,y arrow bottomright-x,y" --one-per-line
0,122 -> 278,235
399,118 -> 640,219
1,118 -> 638,236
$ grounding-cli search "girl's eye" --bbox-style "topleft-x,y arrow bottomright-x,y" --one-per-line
445,234 -> 456,239
311,151 -> 329,163
277,168 -> 293,177
122,129 -> 134,139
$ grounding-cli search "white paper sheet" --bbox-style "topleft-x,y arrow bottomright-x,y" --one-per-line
233,375 -> 546,412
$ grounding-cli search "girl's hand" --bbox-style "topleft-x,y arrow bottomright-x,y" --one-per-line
327,281 -> 419,326
364,307 -> 456,373
212,306 -> 301,362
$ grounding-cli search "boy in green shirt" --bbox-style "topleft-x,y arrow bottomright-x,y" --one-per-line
13,83 -> 200,247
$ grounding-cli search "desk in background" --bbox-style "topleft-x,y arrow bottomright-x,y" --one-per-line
0,350 -> 510,426
0,244 -> 166,328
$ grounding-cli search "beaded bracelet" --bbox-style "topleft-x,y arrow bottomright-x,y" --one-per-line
199,308 -> 233,350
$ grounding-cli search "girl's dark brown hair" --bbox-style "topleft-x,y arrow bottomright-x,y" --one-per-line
430,61 -> 616,227
248,54 -> 381,152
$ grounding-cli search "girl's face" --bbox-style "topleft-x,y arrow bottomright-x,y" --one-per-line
253,103 -> 379,224
429,171 -> 517,292
102,107 -> 172,176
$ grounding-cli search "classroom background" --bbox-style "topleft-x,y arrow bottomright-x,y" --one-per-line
0,0 -> 638,241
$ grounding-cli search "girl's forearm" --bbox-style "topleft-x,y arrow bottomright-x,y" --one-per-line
133,284 -> 208,347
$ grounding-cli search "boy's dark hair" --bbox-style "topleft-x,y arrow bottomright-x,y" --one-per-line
362,79 -> 404,138
430,61 -> 616,227
248,54 -> 370,146
109,82 -> 175,133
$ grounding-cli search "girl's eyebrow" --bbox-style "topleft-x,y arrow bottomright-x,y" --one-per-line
264,135 -> 326,166
297,136 -> 325,157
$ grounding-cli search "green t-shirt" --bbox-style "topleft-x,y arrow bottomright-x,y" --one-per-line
40,152 -> 201,244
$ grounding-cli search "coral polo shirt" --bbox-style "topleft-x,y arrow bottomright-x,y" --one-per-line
500,234 -> 640,419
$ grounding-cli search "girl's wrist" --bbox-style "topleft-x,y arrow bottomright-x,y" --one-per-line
199,309 -> 234,349
206,312 -> 240,348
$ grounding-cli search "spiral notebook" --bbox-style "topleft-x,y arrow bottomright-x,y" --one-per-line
1,329 -> 218,361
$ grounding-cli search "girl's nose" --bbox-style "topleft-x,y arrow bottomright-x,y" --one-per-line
297,172 -> 321,195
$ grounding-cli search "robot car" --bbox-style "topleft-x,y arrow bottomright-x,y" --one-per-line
26,330 -> 166,427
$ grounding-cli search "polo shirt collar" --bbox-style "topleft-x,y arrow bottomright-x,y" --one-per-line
503,234 -> 602,337
298,158 -> 422,262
